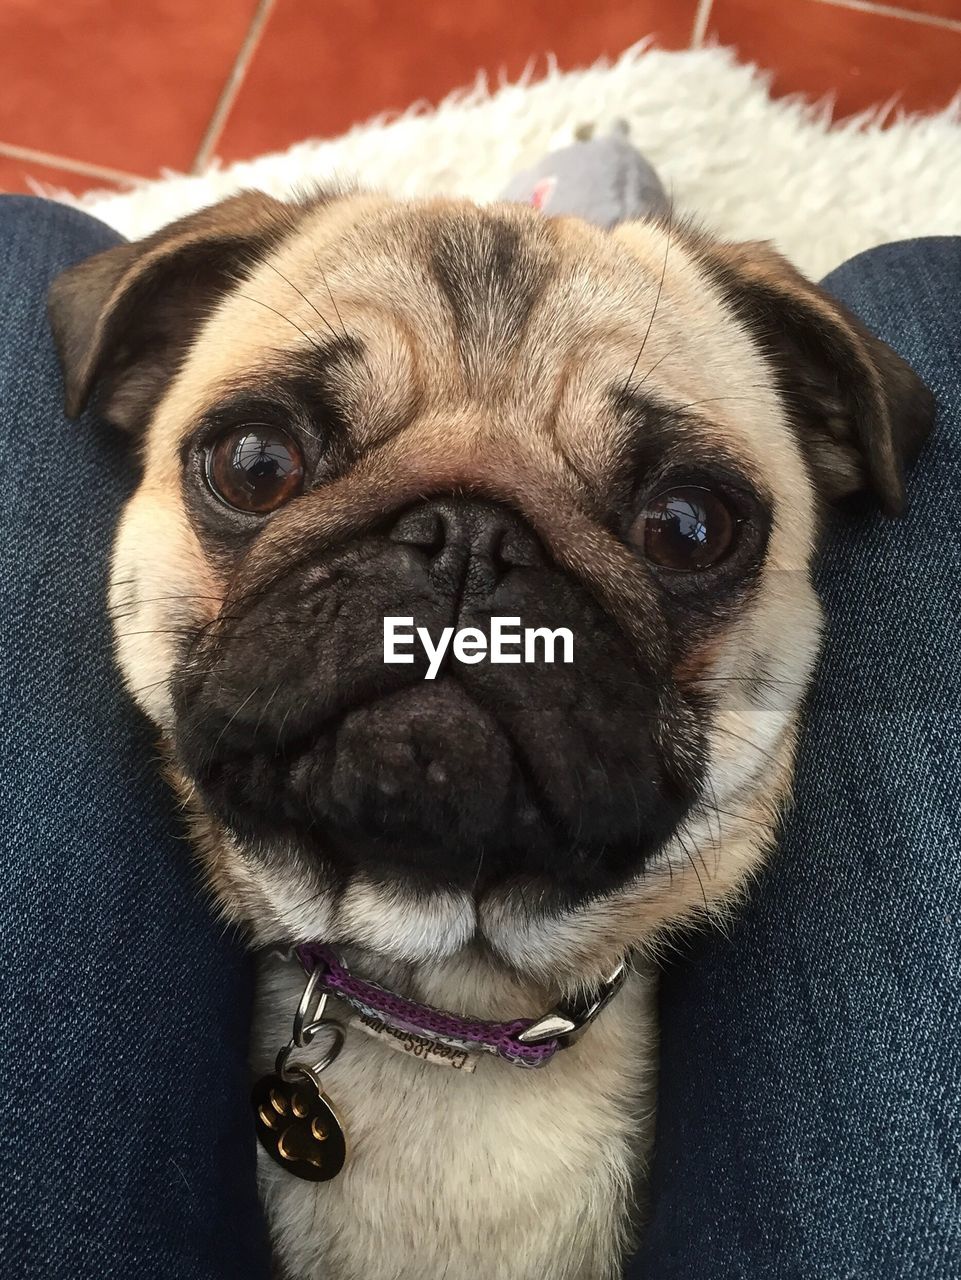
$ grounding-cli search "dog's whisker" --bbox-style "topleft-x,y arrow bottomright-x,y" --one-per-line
634,347 -> 672,393
621,201 -> 674,399
311,243 -> 350,342
672,394 -> 771,413
113,627 -> 208,640
204,685 -> 262,771
469,845 -> 487,897
696,803 -> 772,830
236,291 -> 327,356
260,257 -> 343,346
252,683 -> 283,741
695,675 -> 806,688
125,675 -> 174,700
674,827 -> 710,914
697,774 -> 724,861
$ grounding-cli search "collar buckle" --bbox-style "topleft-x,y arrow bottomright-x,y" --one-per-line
516,960 -> 628,1050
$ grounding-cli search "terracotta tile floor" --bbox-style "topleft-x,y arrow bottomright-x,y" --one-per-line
708,0 -> 961,117
216,0 -> 698,163
1,0 -> 960,195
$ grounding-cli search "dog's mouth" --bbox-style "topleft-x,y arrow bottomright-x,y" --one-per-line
199,680 -> 544,891
178,662 -> 700,903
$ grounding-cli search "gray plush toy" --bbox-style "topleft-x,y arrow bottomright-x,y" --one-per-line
499,121 -> 670,229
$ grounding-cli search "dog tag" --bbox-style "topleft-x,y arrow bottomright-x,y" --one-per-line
252,1066 -> 347,1182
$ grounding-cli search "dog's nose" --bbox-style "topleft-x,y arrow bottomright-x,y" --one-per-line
389,497 -> 544,590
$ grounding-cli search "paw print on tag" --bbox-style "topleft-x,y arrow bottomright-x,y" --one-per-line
252,1067 -> 347,1182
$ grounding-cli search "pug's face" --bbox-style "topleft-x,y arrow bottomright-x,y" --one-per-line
50,192 -> 931,980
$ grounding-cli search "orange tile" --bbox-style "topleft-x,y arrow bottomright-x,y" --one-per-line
709,0 -> 961,118
0,0 -> 261,175
883,0 -> 961,19
0,153 -> 130,197
215,0 -> 698,162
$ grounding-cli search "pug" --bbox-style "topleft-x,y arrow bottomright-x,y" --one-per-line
48,191 -> 932,1280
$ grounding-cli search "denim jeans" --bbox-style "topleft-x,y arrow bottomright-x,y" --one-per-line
0,196 -> 957,1279
0,198 -> 271,1278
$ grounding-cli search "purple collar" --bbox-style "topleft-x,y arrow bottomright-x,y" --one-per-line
296,943 -> 627,1070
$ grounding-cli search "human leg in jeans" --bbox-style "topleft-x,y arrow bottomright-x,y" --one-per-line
630,238 -> 961,1278
0,196 -> 270,1280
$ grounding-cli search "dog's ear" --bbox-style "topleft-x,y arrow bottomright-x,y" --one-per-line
48,191 -> 301,432
703,239 -> 934,516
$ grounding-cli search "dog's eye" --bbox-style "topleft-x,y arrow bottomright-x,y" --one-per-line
634,486 -> 737,571
205,426 -> 305,514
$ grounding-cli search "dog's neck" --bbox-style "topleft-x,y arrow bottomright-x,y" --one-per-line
250,934 -> 656,1280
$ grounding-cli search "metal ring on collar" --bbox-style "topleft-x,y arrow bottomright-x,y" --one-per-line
276,1021 -> 346,1082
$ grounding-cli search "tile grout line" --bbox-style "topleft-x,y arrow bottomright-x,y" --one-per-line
812,0 -> 961,34
690,0 -> 716,47
192,0 -> 277,175
0,140 -> 148,186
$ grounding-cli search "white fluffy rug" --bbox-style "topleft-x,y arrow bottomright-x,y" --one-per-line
69,42 -> 961,280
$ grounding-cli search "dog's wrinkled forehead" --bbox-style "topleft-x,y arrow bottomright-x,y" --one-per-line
49,188 -> 933,527
151,198 -> 782,501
